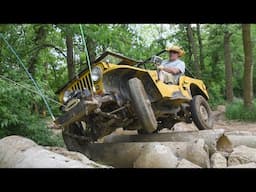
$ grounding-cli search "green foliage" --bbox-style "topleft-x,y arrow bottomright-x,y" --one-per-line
0,115 -> 64,147
0,80 -> 64,146
207,82 -> 225,107
226,99 -> 256,121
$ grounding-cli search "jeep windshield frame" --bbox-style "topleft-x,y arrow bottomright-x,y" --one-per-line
94,51 -> 141,65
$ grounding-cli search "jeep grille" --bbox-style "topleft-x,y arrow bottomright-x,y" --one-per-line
70,74 -> 93,92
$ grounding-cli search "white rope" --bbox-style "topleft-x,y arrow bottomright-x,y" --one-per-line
0,33 -> 55,120
79,24 -> 95,96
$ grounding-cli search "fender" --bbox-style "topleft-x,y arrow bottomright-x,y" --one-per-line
179,76 -> 209,100
103,65 -> 162,102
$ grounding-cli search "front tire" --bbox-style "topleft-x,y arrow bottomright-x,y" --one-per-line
62,122 -> 85,151
191,95 -> 213,130
128,78 -> 157,133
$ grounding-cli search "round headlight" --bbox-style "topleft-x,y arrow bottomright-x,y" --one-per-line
91,66 -> 102,82
63,90 -> 71,103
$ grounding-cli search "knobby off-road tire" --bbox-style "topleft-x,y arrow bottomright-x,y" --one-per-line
191,95 -> 213,130
62,122 -> 85,152
128,78 -> 157,133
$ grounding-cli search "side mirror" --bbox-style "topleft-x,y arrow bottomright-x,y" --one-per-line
150,55 -> 163,65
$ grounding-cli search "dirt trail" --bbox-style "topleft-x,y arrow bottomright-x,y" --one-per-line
212,105 -> 256,132
170,105 -> 256,133
105,120 -> 256,138
214,120 -> 256,132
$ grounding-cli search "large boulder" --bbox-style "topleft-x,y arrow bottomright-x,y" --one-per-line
224,135 -> 256,149
228,145 -> 256,166
133,143 -> 178,168
210,152 -> 227,168
44,146 -> 110,168
172,122 -> 198,132
212,105 -> 226,121
0,135 -> 109,168
184,138 -> 210,168
176,158 -> 201,168
228,162 -> 256,168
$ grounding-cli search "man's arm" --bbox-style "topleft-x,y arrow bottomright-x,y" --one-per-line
158,65 -> 181,74
162,67 -> 181,74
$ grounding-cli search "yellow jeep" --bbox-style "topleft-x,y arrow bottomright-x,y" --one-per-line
55,50 -> 213,147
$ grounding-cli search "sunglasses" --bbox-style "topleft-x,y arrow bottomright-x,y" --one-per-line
169,51 -> 179,54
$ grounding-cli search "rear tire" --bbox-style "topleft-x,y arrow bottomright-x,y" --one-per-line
191,95 -> 213,130
128,78 -> 157,133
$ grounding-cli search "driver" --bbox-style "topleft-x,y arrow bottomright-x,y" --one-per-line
157,45 -> 185,84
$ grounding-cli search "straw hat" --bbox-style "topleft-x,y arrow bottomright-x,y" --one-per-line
166,45 -> 185,57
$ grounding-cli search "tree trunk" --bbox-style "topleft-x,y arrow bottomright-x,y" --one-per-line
179,24 -> 192,64
186,24 -> 200,77
158,24 -> 166,49
184,26 -> 193,65
224,31 -> 234,102
43,62 -> 48,81
87,37 -> 97,63
28,25 -> 47,76
27,25 -> 48,115
242,24 -> 254,109
196,24 -> 204,70
211,51 -> 219,78
66,33 -> 75,81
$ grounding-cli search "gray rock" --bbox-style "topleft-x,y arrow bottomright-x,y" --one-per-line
0,136 -> 109,168
185,138 -> 210,168
44,146 -> 110,168
133,143 -> 178,168
172,122 -> 198,132
210,152 -> 227,168
228,162 -> 256,168
176,158 -> 201,168
228,145 -> 256,166
213,105 -> 226,121
216,105 -> 226,113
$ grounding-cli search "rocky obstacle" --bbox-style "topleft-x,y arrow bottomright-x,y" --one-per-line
133,143 -> 178,168
80,129 -> 256,168
210,152 -> 227,168
176,159 -> 201,168
103,129 -> 231,155
228,145 -> 256,166
80,140 -> 211,168
2,127 -> 256,168
0,136 -> 110,168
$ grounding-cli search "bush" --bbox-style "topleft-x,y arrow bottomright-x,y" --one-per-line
0,80 -> 64,147
207,82 -> 225,108
226,99 -> 256,121
0,115 -> 64,147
